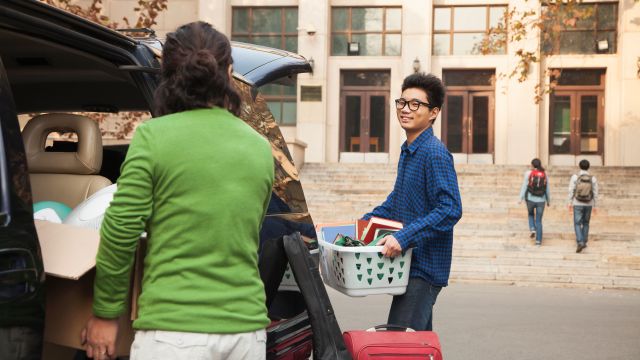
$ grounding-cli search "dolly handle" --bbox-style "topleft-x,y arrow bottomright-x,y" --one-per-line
366,324 -> 415,332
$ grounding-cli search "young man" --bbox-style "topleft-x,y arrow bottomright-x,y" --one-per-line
360,73 -> 462,331
568,159 -> 599,253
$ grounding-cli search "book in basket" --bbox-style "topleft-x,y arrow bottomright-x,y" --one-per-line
318,223 -> 411,296
360,217 -> 403,244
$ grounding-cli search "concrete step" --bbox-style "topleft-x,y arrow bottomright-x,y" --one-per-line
301,163 -> 640,290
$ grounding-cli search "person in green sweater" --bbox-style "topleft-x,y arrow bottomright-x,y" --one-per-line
82,22 -> 274,360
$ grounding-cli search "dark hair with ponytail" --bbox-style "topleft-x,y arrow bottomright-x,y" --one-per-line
154,21 -> 241,116
531,158 -> 545,172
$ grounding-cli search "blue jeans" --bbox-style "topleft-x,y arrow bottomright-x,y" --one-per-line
573,205 -> 592,245
387,277 -> 442,331
526,201 -> 545,243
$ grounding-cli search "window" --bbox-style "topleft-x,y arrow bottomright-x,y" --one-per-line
433,5 -> 507,56
232,7 -> 299,126
543,3 -> 617,54
331,7 -> 402,56
231,7 -> 298,52
260,83 -> 297,126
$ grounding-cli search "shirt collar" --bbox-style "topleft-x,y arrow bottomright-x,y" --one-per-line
401,127 -> 434,155
579,169 -> 589,175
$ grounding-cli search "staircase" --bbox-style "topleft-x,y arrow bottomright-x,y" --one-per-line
300,163 -> 640,290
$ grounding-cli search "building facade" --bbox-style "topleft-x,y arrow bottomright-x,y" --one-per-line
103,0 -> 640,166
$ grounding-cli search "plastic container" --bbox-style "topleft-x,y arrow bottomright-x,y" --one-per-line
278,248 -> 319,292
318,239 -> 412,297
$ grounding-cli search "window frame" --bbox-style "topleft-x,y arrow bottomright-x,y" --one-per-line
232,6 -> 299,126
260,86 -> 298,126
330,6 -> 403,56
231,7 -> 299,52
432,5 -> 508,56
542,2 -> 618,55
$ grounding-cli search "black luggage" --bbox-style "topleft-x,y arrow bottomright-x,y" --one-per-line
283,233 -> 351,360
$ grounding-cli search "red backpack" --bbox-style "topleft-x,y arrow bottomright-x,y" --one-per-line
527,169 -> 547,197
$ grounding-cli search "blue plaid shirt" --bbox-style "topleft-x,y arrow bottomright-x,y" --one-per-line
363,127 -> 462,286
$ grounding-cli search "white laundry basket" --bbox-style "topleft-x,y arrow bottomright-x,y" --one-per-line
318,239 -> 412,297
278,248 -> 319,292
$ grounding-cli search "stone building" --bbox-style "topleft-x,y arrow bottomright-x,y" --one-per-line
98,0 -> 640,166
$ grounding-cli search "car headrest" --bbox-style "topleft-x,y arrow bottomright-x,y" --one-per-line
22,113 -> 103,175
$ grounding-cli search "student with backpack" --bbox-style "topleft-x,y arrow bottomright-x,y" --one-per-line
568,159 -> 599,253
519,158 -> 550,246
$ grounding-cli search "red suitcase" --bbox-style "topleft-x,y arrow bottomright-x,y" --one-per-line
343,325 -> 443,360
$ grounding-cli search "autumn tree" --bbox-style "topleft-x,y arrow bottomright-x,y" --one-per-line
478,0 -> 633,103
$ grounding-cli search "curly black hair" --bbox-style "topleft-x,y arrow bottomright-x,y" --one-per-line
401,73 -> 445,110
154,21 -> 241,117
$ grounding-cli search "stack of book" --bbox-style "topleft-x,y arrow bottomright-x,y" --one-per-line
318,217 -> 403,247
357,217 -> 403,245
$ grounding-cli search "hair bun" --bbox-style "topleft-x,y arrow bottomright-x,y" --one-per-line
184,49 -> 218,73
154,21 -> 241,116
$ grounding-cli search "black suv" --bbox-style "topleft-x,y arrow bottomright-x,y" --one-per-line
0,0 -> 316,358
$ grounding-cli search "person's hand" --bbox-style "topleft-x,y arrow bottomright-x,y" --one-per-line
568,205 -> 573,213
547,202 -> 550,207
81,315 -> 119,360
593,208 -> 598,216
377,235 -> 402,258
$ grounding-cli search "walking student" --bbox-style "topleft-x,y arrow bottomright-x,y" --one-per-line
519,158 -> 550,246
569,159 -> 599,253
82,22 -> 273,360
360,73 -> 463,331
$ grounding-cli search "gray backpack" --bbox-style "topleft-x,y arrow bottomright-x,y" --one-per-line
574,174 -> 594,202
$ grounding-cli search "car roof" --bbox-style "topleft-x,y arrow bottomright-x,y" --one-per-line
140,39 -> 311,88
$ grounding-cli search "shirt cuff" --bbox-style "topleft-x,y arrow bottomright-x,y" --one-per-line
92,305 -> 125,319
393,231 -> 410,250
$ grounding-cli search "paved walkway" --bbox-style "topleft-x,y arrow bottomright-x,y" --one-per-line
328,283 -> 640,360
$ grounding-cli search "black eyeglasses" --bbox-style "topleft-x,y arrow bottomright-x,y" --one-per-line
395,98 -> 435,111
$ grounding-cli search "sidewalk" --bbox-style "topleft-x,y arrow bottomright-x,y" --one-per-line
328,283 -> 640,360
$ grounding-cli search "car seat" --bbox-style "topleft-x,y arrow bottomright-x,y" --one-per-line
22,113 -> 112,208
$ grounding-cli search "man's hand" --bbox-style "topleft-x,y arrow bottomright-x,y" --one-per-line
377,235 -> 402,258
593,207 -> 598,216
81,315 -> 119,360
568,205 -> 573,213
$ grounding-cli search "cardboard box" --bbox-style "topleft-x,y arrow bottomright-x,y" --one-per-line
36,220 -> 137,357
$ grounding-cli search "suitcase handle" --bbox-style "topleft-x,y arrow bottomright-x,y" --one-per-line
366,324 -> 416,332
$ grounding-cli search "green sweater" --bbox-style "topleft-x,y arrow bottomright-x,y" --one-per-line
93,108 -> 273,333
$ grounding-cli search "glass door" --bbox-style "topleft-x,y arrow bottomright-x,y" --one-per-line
342,93 -> 362,152
578,93 -> 601,154
443,91 -> 494,155
469,92 -> 493,154
340,70 -> 390,155
550,92 -> 573,154
340,91 -> 388,153
550,91 -> 603,155
443,92 -> 466,153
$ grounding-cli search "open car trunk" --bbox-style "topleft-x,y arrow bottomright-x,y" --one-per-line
0,1 -> 317,358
